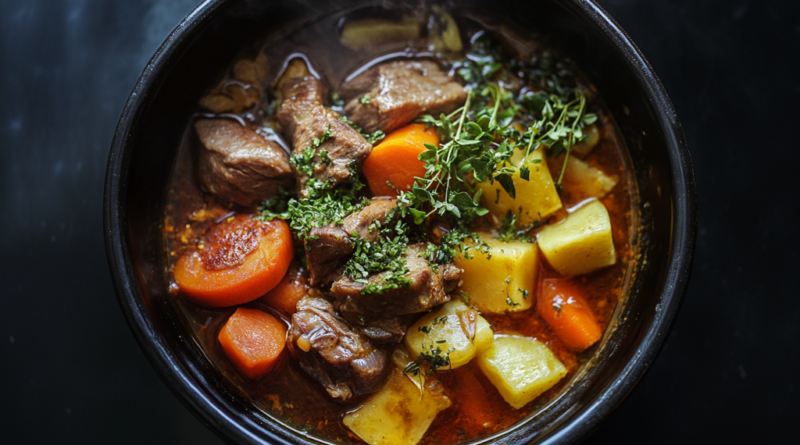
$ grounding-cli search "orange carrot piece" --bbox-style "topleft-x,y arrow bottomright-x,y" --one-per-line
174,216 -> 293,307
362,123 -> 439,197
218,308 -> 287,380
261,266 -> 308,315
450,366 -> 498,427
537,279 -> 602,352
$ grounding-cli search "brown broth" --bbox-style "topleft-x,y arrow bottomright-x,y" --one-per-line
162,9 -> 638,445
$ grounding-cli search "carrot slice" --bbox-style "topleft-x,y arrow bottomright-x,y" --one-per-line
218,308 -> 287,380
174,216 -> 293,307
537,279 -> 602,352
362,123 -> 439,197
260,265 -> 308,315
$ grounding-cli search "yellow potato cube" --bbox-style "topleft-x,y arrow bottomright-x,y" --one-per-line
477,146 -> 563,227
404,300 -> 493,369
477,335 -> 567,409
343,368 -> 451,445
547,155 -> 618,199
570,124 -> 600,158
454,235 -> 538,314
340,18 -> 421,49
536,199 -> 616,276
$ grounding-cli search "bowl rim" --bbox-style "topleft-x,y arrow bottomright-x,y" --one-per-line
103,0 -> 697,444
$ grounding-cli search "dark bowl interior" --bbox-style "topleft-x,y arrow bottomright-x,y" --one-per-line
104,0 -> 696,444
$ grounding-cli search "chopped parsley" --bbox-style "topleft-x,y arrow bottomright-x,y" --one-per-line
289,125 -> 334,176
404,344 -> 455,377
344,230 -> 412,295
340,115 -> 385,144
257,187 -> 369,240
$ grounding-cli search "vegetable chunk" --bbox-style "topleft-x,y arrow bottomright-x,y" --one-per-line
477,146 -> 563,227
454,235 -> 538,314
363,123 -> 439,197
569,124 -> 600,158
343,368 -> 451,445
538,280 -> 602,351
218,308 -> 287,380
536,200 -> 616,276
477,335 -> 567,409
174,216 -> 294,307
340,18 -> 421,49
404,300 -> 493,370
547,154 -> 618,199
260,265 -> 308,315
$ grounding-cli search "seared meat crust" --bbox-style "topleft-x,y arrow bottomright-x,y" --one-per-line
341,59 -> 467,134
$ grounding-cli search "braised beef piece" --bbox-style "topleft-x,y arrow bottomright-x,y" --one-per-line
287,290 -> 390,400
331,244 -> 462,320
304,198 -> 396,286
195,119 -> 293,207
277,59 -> 372,198
341,59 -> 467,134
351,316 -> 409,345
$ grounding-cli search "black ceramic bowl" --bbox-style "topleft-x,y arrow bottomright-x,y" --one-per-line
104,1 -> 696,443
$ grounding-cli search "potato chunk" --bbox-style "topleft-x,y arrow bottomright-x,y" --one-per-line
536,199 -> 616,276
340,18 -> 421,49
454,235 -> 538,314
570,124 -> 600,158
343,368 -> 451,445
547,155 -> 618,199
404,300 -> 493,369
477,146 -> 563,226
477,335 -> 567,409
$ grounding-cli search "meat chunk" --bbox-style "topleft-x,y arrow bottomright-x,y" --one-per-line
195,119 -> 293,207
341,59 -> 467,134
353,316 -> 409,345
199,53 -> 268,113
287,290 -> 391,400
305,198 -> 396,286
331,244 -> 462,319
277,59 -> 372,198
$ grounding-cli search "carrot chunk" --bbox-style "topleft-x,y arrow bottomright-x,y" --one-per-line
260,265 -> 308,315
218,308 -> 287,380
537,279 -> 602,352
362,123 -> 439,197
174,216 -> 293,307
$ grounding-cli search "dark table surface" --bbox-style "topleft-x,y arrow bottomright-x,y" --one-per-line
1,0 -> 797,443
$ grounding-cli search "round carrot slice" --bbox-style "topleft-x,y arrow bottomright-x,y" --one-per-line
218,308 -> 287,380
363,123 -> 439,197
174,216 -> 293,307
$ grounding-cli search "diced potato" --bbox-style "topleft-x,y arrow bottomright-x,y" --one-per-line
343,368 -> 451,445
454,236 -> 538,314
404,300 -> 493,369
429,6 -> 463,52
477,335 -> 567,409
570,124 -> 600,158
340,18 -> 421,49
547,155 -> 618,199
478,146 -> 563,227
536,199 -> 616,276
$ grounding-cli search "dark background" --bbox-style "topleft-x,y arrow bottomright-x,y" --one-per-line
1,0 -> 797,443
